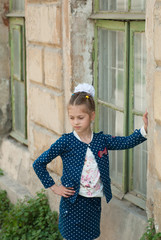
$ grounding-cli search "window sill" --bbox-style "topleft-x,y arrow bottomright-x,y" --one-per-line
10,131 -> 28,146
6,12 -> 25,18
90,12 -> 145,20
112,185 -> 146,210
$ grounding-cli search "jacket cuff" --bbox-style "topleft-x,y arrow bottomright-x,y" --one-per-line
140,126 -> 147,138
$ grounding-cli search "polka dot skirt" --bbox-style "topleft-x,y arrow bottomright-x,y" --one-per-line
59,195 -> 101,240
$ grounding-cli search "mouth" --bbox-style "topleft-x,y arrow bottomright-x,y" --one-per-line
74,126 -> 81,129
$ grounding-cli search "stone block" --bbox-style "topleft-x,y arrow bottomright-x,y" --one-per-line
29,85 -> 64,134
29,170 -> 61,213
154,125 -> 161,180
0,138 -> 30,186
27,46 -> 43,83
154,187 -> 161,232
154,2 -> 161,66
154,71 -> 161,123
44,48 -> 62,89
29,123 -> 62,176
0,174 -> 32,205
27,4 -> 61,45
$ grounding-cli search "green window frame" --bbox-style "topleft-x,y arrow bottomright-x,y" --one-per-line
93,1 -> 147,209
8,1 -> 27,144
94,0 -> 146,13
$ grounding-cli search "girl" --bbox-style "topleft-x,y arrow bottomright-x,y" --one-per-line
33,83 -> 148,240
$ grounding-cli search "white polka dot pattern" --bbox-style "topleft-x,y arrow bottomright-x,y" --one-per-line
33,129 -> 146,239
33,129 -> 146,205
59,195 -> 101,240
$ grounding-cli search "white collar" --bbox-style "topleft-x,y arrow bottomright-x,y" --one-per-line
73,131 -> 93,142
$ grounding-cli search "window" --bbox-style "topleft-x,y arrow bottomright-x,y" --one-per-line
93,0 -> 147,209
10,0 -> 25,11
8,0 -> 27,144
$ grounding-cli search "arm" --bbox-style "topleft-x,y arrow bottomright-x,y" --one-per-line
33,135 -> 75,197
105,111 -> 148,151
105,129 -> 146,151
33,136 -> 66,188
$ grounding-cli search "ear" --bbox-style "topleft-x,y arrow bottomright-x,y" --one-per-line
91,111 -> 95,122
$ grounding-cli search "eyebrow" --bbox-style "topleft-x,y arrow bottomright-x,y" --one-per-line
69,114 -> 84,117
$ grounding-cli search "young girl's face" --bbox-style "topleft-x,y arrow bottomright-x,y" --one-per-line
68,104 -> 95,134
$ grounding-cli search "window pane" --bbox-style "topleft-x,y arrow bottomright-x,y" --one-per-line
98,28 -> 125,108
133,115 -> 147,197
13,28 -> 21,80
14,80 -> 25,137
99,105 -> 124,188
134,32 -> 146,112
12,0 -> 25,11
100,0 -> 128,11
131,0 -> 146,11
10,19 -> 26,140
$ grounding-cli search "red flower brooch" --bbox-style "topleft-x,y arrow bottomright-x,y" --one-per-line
98,147 -> 108,158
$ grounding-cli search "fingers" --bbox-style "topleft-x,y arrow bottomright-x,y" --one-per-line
52,185 -> 75,198
143,110 -> 148,122
62,187 -> 75,198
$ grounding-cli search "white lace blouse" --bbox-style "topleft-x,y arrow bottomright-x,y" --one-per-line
73,131 -> 104,198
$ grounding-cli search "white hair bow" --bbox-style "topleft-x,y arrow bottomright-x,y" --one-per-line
74,83 -> 95,98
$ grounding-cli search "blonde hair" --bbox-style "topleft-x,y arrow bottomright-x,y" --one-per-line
68,92 -> 95,113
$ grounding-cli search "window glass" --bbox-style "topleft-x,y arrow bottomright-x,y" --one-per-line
99,0 -> 146,12
99,103 -> 124,188
13,28 -> 21,80
12,0 -> 25,11
133,115 -> 147,197
99,0 -> 128,11
131,0 -> 146,11
98,29 -> 125,108
14,80 -> 25,136
134,32 -> 146,112
131,29 -> 147,197
10,18 -> 26,141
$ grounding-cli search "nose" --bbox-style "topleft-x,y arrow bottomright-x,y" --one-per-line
74,119 -> 79,125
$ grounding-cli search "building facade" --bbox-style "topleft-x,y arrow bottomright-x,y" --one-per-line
0,0 -> 161,239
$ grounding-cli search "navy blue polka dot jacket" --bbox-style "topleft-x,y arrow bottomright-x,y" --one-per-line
33,130 -> 146,204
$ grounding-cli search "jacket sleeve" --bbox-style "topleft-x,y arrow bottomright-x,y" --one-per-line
33,135 -> 67,188
104,129 -> 147,151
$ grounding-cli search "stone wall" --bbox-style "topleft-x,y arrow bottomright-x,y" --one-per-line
0,0 -> 11,135
146,0 -> 161,231
0,0 -> 161,239
25,1 -> 72,209
26,0 -> 69,177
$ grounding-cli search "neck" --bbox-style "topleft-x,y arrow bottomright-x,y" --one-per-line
76,129 -> 92,144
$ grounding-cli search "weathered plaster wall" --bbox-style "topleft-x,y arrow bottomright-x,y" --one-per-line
146,0 -> 161,231
25,0 -> 72,205
70,0 -> 94,88
26,0 -> 64,180
0,0 -> 11,135
0,0 -> 161,239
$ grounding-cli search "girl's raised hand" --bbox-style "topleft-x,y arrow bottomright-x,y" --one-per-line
143,110 -> 148,133
50,184 -> 75,198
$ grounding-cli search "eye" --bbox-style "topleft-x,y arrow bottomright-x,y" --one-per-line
78,116 -> 84,120
70,116 -> 74,120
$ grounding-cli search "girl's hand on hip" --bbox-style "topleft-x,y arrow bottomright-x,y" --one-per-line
50,184 -> 75,198
143,110 -> 148,133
